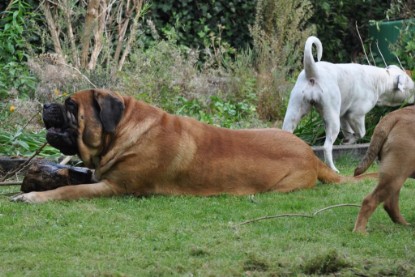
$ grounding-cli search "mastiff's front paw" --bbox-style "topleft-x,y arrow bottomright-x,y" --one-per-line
10,192 -> 45,203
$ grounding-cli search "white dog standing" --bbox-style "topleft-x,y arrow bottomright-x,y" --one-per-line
282,36 -> 414,172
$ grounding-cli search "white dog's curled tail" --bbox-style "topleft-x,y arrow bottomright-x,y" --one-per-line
303,36 -> 322,79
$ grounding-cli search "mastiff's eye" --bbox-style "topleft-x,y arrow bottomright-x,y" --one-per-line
65,98 -> 78,114
65,98 -> 78,128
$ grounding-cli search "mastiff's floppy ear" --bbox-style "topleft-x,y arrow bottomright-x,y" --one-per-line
93,90 -> 125,133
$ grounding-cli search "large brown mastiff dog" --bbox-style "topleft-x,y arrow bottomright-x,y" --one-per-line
13,89 -> 355,203
353,105 -> 415,233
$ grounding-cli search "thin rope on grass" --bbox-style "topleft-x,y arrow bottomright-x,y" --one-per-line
312,203 -> 361,215
237,204 -> 361,226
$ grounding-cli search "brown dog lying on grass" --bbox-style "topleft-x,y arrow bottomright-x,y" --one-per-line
13,89 -> 366,203
353,105 -> 415,233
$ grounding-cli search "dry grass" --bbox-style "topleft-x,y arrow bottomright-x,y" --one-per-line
27,57 -> 83,102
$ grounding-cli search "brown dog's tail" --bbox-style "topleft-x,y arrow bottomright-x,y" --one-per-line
354,115 -> 398,176
303,36 -> 322,80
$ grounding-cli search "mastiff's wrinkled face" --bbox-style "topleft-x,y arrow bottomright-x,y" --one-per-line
43,98 -> 79,155
43,89 -> 126,165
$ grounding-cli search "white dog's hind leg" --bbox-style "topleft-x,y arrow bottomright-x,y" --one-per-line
347,114 -> 366,141
323,139 -> 340,172
340,118 -> 356,144
322,109 -> 341,172
282,94 -> 311,132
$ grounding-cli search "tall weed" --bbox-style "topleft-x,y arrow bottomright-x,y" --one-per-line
250,0 -> 316,121
120,37 -> 263,128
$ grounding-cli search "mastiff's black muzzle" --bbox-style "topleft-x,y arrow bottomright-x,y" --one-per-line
43,98 -> 79,155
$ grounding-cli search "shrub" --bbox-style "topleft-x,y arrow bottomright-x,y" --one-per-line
147,1 -> 256,51
119,37 -> 262,129
391,20 -> 415,70
250,0 -> 315,122
310,0 -> 389,63
0,0 -> 38,99
27,0 -> 147,84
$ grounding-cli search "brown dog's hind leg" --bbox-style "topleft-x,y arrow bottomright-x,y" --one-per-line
354,193 -> 379,233
354,175 -> 405,233
383,188 -> 409,225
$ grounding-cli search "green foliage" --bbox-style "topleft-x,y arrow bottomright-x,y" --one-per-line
0,0 -> 403,152
121,38 -> 262,129
175,94 -> 257,129
0,102 -> 59,158
121,39 -> 198,104
293,110 -> 326,145
148,0 -> 256,51
252,0 -> 315,77
386,0 -> 415,20
391,20 -> 415,70
0,129 -> 59,158
310,0 -> 390,62
0,0 -> 38,98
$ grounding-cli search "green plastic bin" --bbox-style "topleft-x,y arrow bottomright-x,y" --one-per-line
368,19 -> 414,65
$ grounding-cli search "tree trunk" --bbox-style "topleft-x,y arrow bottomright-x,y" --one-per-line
62,0 -> 80,68
88,0 -> 107,70
81,0 -> 100,69
118,0 -> 144,72
41,1 -> 64,60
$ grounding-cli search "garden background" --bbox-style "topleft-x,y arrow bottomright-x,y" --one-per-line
2,1 -> 415,276
1,0 -> 415,159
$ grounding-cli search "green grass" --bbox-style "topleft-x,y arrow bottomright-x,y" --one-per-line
1,159 -> 415,276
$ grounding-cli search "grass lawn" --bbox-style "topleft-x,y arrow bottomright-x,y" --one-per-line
1,156 -> 415,276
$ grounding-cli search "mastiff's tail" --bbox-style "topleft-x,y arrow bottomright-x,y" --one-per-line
317,157 -> 378,184
303,36 -> 322,80
317,159 -> 342,184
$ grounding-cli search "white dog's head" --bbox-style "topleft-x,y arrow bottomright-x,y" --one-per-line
387,65 -> 414,92
380,65 -> 415,106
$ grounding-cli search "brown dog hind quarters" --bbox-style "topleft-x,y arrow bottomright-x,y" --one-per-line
353,105 -> 415,234
282,36 -> 415,173
11,89 -> 369,203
